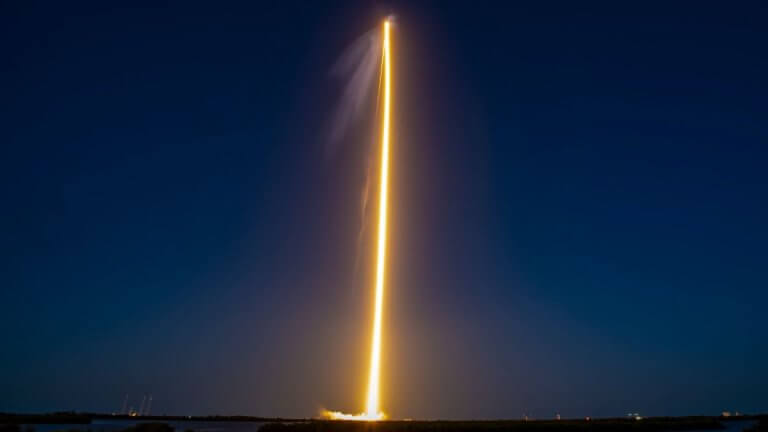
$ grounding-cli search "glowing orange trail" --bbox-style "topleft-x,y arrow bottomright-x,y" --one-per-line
324,19 -> 391,422
365,18 -> 391,420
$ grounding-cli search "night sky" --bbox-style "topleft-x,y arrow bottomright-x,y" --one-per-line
2,0 -> 767,420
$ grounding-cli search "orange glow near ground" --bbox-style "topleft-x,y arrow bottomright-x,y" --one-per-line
323,19 -> 391,422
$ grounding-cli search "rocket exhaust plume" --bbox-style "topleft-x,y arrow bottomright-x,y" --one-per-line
324,18 -> 392,421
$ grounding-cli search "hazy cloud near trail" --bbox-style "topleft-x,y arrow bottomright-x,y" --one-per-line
326,27 -> 382,158
325,27 -> 383,275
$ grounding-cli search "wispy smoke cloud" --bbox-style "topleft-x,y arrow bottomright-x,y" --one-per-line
354,157 -> 373,273
326,28 -> 382,158
326,27 -> 383,274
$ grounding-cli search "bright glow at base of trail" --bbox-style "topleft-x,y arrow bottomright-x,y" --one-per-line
323,19 -> 391,422
322,411 -> 384,421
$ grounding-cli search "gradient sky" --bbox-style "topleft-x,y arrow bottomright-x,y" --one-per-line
1,0 -> 767,420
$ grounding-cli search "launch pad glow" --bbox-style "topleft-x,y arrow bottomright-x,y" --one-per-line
324,19 -> 392,421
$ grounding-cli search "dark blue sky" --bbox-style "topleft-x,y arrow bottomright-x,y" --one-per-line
1,0 -> 767,420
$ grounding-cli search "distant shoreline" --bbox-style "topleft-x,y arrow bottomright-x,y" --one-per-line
0,414 -> 307,425
1,412 -> 764,427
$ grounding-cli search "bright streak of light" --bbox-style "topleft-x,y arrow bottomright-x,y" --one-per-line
322,18 -> 391,422
365,18 -> 391,421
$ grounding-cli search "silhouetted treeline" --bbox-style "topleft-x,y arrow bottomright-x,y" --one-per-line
90,415 -> 304,423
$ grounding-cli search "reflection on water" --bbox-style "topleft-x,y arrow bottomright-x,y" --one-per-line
713,420 -> 757,432
23,420 -> 264,432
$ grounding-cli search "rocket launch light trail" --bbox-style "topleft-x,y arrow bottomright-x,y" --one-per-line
324,18 -> 391,422
366,17 -> 391,420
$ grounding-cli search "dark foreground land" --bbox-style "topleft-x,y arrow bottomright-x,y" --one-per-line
260,417 -> 762,432
2,413 -> 766,432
